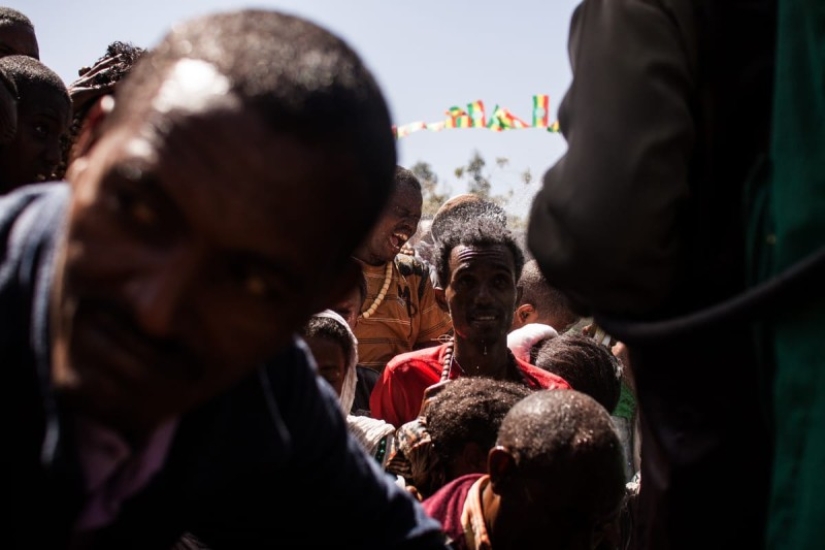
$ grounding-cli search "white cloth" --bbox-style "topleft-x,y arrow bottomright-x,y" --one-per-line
506,323 -> 559,363
312,310 -> 397,463
313,309 -> 358,414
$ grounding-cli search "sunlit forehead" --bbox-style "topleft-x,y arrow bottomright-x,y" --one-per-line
152,59 -> 237,114
124,137 -> 155,162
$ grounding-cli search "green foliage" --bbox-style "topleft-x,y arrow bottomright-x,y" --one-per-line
411,161 -> 450,219
412,151 -> 534,227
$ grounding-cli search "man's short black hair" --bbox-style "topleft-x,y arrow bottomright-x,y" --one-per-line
0,7 -> 34,29
430,195 -> 507,243
103,9 -> 397,270
434,216 -> 525,287
534,332 -> 623,413
0,55 -> 68,111
395,165 -> 422,193
427,376 -> 532,467
108,10 -> 394,182
518,259 -> 580,331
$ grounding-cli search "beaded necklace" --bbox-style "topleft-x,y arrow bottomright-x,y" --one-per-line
440,337 -> 523,383
360,262 -> 393,319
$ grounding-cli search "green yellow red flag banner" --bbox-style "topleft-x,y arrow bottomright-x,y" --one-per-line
392,95 -> 559,139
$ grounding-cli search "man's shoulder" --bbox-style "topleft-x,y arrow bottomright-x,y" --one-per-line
384,345 -> 444,377
394,253 -> 433,279
387,344 -> 442,365
0,182 -> 69,235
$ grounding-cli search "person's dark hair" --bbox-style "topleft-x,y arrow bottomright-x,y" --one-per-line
518,259 -> 581,331
0,55 -> 67,103
0,7 -> 34,30
427,377 -> 532,469
533,333 -> 623,413
70,41 -> 145,113
104,10 -> 396,268
434,216 -> 525,288
300,315 -> 354,364
58,40 -> 146,178
395,165 -> 422,193
497,389 -> 626,516
430,194 -> 507,243
0,65 -> 15,143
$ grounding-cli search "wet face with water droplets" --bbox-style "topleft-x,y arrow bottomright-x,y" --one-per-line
444,243 -> 518,344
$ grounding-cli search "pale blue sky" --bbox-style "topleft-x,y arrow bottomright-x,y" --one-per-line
23,0 -> 579,218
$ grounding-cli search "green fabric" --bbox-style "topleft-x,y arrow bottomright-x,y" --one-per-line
612,381 -> 636,419
763,2 -> 825,548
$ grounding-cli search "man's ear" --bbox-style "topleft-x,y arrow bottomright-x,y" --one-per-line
65,95 -> 115,183
488,446 -> 517,495
513,303 -> 535,328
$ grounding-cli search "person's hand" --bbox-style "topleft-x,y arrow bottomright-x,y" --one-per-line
419,380 -> 451,416
507,323 -> 558,363
68,54 -> 125,115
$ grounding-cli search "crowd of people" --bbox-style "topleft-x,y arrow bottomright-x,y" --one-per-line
1,2 -> 821,549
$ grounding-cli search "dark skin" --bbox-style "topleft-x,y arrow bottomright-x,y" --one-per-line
0,85 -> 69,191
305,335 -> 347,396
481,401 -> 624,550
52,62 -> 363,444
354,183 -> 421,266
0,23 -> 38,59
436,243 -> 523,381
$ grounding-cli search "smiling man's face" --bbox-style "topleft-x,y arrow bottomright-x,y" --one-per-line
444,243 -> 518,344
50,59 -> 370,441
354,181 -> 421,266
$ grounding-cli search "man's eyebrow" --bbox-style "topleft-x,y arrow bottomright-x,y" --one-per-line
111,163 -> 185,222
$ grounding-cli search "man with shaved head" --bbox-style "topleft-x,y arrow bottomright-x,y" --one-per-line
1,8 -> 449,549
423,389 -> 627,549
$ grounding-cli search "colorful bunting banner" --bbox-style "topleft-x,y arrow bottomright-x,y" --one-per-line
532,94 -> 549,128
392,94 -> 559,139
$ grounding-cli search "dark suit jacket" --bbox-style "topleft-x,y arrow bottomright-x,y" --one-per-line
1,183 -> 448,549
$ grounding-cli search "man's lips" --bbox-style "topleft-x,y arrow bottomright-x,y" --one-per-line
389,230 -> 410,251
72,304 -> 203,384
468,312 -> 501,326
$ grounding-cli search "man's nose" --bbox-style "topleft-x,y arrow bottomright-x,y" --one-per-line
124,249 -> 200,338
474,282 -> 495,303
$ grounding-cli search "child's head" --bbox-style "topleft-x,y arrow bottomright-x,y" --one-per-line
0,7 -> 38,59
424,377 -> 532,493
0,54 -> 69,191
490,389 -> 626,549
533,332 -> 623,413
301,310 -> 359,412
513,259 -> 581,332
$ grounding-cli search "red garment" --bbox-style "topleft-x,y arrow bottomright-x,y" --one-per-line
422,473 -> 484,550
369,343 -> 571,427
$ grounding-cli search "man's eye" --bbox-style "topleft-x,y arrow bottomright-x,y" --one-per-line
34,123 -> 48,138
113,187 -> 158,227
228,263 -> 279,299
453,277 -> 471,289
243,274 -> 269,297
